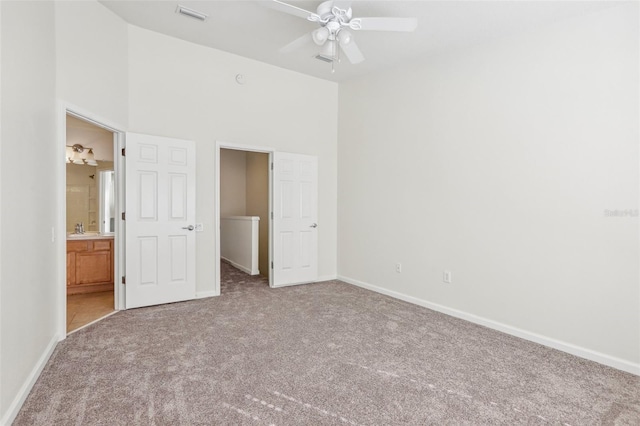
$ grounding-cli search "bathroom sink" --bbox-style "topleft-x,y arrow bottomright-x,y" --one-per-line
67,232 -> 101,238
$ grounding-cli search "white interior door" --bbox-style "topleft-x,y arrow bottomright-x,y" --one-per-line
272,152 -> 318,287
125,132 -> 196,309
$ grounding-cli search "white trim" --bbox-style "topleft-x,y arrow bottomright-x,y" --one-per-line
196,290 -> 216,299
56,104 -> 67,341
222,216 -> 260,222
339,275 -> 640,376
215,141 -> 275,296
220,256 -> 257,276
316,274 -> 337,282
268,280 -> 316,288
0,335 -> 59,426
57,102 -> 126,341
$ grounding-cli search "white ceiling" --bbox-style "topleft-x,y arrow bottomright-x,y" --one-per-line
99,0 -> 620,82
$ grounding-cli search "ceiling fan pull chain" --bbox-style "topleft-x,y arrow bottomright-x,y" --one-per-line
331,40 -> 336,73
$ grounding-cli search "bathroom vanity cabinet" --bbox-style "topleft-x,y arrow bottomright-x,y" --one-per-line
67,238 -> 114,295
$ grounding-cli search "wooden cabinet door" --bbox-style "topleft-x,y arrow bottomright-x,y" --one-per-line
67,239 -> 113,294
76,251 -> 112,284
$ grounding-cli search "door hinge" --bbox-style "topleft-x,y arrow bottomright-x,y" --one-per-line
271,162 -> 273,171
271,212 -> 274,219
271,261 -> 273,269
121,212 -> 126,220
121,276 -> 126,285
121,148 -> 126,156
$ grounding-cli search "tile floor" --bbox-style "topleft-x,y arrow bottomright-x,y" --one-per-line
66,291 -> 114,333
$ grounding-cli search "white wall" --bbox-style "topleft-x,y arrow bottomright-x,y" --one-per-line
0,1 -> 59,423
338,4 -> 639,370
127,26 -> 339,293
55,0 -> 129,127
220,217 -> 260,275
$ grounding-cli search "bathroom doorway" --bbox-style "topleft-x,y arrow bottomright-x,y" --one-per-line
218,148 -> 271,294
65,114 -> 118,333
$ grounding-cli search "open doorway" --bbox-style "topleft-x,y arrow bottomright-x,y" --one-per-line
64,114 -> 119,333
219,148 -> 270,294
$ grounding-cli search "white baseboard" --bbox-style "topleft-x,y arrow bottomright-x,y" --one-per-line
271,275 -> 338,289
221,257 -> 258,276
316,274 -> 337,282
1,334 -> 59,426
338,275 -> 640,376
196,290 -> 217,299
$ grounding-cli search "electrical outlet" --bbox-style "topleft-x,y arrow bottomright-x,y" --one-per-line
195,223 -> 204,232
395,263 -> 402,273
443,270 -> 452,283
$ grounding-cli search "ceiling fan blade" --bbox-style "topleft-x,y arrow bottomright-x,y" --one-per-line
271,0 -> 319,21
340,39 -> 364,64
351,17 -> 418,32
279,32 -> 313,54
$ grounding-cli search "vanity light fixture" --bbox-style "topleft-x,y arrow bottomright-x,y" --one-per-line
85,149 -> 98,166
66,144 -> 98,166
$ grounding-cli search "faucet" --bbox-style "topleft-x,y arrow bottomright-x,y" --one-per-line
75,222 -> 85,234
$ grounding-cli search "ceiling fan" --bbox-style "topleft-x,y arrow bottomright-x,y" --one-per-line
272,0 -> 417,71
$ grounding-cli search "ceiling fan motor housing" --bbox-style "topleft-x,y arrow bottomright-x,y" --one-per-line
313,1 -> 354,46
317,1 -> 352,22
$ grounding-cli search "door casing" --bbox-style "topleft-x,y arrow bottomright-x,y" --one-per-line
215,141 -> 274,295
56,103 -> 125,340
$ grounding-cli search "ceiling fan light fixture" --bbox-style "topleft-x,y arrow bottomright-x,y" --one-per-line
176,5 -> 208,22
338,29 -> 353,46
274,0 -> 418,71
312,27 -> 330,45
320,40 -> 336,57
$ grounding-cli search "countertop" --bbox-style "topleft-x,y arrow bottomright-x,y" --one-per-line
66,234 -> 115,241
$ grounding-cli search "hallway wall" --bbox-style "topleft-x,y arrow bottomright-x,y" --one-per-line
0,1 -> 58,423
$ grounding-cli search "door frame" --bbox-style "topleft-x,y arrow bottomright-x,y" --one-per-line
215,141 -> 274,295
56,103 -> 125,339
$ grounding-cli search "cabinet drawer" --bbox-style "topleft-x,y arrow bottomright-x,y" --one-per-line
92,240 -> 112,251
67,241 -> 89,252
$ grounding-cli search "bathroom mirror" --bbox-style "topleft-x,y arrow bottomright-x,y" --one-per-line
98,170 -> 115,234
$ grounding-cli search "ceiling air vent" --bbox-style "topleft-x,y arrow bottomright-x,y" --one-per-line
176,5 -> 208,21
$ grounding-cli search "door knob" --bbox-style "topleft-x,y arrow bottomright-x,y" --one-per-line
182,225 -> 195,231
310,223 -> 318,228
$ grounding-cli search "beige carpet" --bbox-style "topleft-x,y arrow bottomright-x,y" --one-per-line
15,262 -> 640,424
